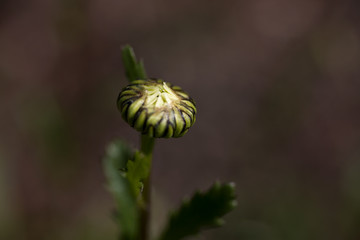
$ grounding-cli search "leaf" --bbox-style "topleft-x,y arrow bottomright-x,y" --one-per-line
103,140 -> 139,240
122,45 -> 147,82
158,182 -> 237,240
126,151 -> 151,201
105,139 -> 133,171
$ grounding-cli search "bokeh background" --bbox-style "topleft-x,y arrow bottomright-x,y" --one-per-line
1,0 -> 360,239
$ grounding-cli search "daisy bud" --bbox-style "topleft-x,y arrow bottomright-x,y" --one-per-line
117,79 -> 196,138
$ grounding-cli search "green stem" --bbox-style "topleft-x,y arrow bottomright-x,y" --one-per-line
140,135 -> 155,157
139,135 -> 155,240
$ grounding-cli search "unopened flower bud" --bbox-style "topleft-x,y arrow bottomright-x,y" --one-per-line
117,79 -> 197,138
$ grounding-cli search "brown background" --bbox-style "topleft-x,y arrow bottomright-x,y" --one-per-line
1,0 -> 360,239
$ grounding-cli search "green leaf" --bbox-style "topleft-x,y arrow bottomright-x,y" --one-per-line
158,182 -> 237,240
105,139 -> 133,171
126,151 -> 151,201
103,140 -> 139,240
122,45 -> 147,82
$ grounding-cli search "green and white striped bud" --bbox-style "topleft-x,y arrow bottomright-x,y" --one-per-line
117,79 -> 197,138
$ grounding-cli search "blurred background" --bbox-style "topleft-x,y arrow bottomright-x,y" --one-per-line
1,0 -> 360,239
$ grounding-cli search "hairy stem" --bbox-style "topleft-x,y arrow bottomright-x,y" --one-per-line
139,135 -> 155,240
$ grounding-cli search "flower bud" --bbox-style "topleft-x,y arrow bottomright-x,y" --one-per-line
117,79 -> 197,138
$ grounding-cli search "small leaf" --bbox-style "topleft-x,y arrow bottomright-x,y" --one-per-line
126,151 -> 151,200
158,182 -> 237,240
103,140 -> 139,240
122,45 -> 147,82
105,139 -> 133,171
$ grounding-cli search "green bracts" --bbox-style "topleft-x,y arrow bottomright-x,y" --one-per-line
117,79 -> 196,138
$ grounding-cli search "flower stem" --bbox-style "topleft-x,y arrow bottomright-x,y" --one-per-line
139,134 -> 155,240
